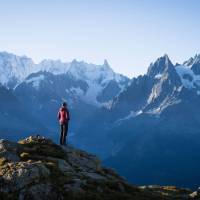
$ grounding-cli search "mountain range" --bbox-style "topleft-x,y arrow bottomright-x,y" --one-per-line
0,51 -> 129,140
0,51 -> 200,189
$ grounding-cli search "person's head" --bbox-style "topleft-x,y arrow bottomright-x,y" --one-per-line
62,102 -> 67,107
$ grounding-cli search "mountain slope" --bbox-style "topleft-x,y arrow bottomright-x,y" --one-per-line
101,55 -> 200,189
14,59 -> 129,105
0,52 -> 35,88
0,135 -> 198,200
11,58 -> 128,142
0,51 -> 129,139
0,84 -> 47,140
70,55 -> 200,189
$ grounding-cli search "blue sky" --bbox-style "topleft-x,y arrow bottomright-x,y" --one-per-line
0,0 -> 200,77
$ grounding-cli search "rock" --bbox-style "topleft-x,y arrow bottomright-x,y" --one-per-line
1,161 -> 50,192
63,178 -> 85,193
190,187 -> 200,199
118,182 -> 125,192
19,183 -> 63,200
190,191 -> 198,198
0,135 -> 198,200
57,159 -> 74,174
197,187 -> 200,195
80,172 -> 106,180
0,139 -> 20,162
101,167 -> 126,181
62,145 -> 101,172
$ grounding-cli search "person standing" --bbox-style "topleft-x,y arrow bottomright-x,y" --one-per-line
57,102 -> 70,145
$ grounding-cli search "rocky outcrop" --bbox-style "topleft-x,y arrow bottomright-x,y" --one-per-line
0,135 -> 199,200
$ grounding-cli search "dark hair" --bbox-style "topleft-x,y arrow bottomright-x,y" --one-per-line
62,102 -> 67,107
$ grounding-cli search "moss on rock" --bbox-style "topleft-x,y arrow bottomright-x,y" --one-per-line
0,135 -> 198,200
0,157 -> 7,166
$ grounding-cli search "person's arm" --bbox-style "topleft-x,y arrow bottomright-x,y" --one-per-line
57,111 -> 60,120
66,109 -> 70,121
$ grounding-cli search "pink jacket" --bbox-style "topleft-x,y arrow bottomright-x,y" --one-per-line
57,106 -> 70,124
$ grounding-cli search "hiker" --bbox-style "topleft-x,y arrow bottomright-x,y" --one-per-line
57,102 -> 70,145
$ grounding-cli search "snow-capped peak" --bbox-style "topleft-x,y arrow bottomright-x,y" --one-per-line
103,59 -> 109,67
67,59 -> 123,84
175,65 -> 200,89
0,51 -> 35,87
147,54 -> 174,78
183,54 -> 200,67
65,59 -> 128,105
0,51 -> 128,90
37,59 -> 70,75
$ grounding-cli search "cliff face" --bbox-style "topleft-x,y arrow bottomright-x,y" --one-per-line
0,136 -> 199,200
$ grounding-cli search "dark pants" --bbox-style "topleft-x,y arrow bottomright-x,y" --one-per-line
60,123 -> 68,145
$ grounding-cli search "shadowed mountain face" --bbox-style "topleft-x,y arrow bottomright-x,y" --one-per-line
102,55 -> 200,189
13,68 -> 129,141
0,52 -> 200,189
0,84 -> 47,140
72,55 -> 200,189
0,52 -> 129,141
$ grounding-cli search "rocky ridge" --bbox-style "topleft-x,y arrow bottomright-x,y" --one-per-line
0,135 -> 199,200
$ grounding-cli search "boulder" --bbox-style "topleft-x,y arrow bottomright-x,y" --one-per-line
19,183 -> 62,200
0,135 -> 198,200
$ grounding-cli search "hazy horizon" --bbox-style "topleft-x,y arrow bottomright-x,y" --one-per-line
0,0 -> 200,77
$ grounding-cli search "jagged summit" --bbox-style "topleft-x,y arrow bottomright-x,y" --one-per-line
181,54 -> 200,75
0,52 -> 35,88
37,59 -> 70,75
183,54 -> 200,67
147,54 -> 174,78
0,51 -> 129,91
103,59 -> 109,67
0,135 -> 198,200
